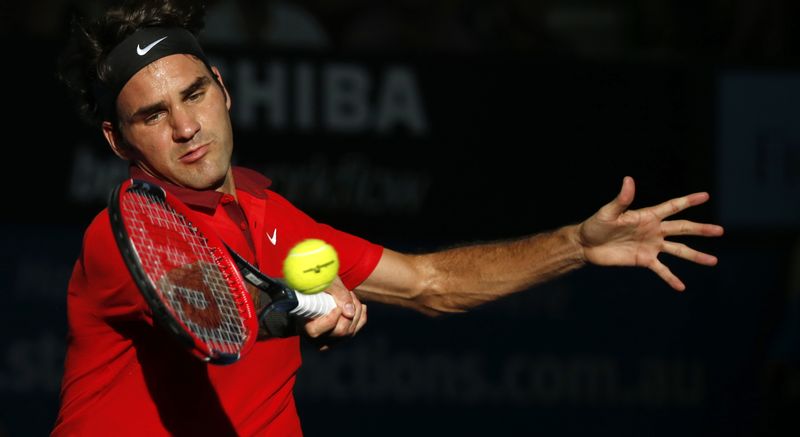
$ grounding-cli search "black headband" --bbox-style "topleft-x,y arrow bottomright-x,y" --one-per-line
94,27 -> 211,119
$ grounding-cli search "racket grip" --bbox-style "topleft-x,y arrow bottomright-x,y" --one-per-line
290,292 -> 336,319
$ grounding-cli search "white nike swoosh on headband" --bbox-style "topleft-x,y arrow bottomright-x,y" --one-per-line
137,36 -> 168,56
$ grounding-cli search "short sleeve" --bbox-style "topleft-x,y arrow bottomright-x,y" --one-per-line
263,190 -> 384,291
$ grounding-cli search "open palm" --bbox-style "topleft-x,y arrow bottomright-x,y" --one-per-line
578,177 -> 724,291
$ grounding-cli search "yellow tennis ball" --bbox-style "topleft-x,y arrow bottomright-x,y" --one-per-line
283,239 -> 339,294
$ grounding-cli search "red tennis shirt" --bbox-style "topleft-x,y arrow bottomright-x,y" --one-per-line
52,166 -> 383,436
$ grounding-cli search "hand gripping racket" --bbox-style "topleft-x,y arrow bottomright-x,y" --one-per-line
108,179 -> 336,364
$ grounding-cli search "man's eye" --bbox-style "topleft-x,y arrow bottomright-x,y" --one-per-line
145,112 -> 165,124
188,92 -> 204,102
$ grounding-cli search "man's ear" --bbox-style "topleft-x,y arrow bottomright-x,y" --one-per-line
211,66 -> 232,110
102,121 -> 130,160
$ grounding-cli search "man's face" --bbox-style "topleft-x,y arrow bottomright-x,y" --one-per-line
107,54 -> 234,191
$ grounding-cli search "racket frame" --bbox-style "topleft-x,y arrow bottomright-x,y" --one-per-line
109,179 -> 258,365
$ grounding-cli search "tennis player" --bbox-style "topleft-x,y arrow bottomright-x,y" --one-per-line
52,1 -> 724,435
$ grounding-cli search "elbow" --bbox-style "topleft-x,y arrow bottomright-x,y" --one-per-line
363,251 -> 467,318
408,266 -> 467,317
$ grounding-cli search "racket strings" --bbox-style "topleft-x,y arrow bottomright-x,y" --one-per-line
122,189 -> 250,357
210,246 -> 256,319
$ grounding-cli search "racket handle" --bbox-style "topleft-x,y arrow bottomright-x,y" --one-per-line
291,292 -> 337,319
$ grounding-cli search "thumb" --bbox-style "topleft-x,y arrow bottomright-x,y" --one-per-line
327,279 -> 355,318
599,176 -> 635,219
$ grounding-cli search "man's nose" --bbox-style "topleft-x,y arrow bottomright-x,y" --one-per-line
171,106 -> 200,142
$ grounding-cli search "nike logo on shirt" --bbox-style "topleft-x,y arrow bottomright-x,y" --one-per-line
137,36 -> 168,56
267,229 -> 278,245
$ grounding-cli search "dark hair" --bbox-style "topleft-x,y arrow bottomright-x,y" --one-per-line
58,0 -> 208,126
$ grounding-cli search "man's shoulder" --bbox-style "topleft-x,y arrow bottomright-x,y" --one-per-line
70,207 -> 131,296
77,208 -> 119,266
82,208 -> 113,244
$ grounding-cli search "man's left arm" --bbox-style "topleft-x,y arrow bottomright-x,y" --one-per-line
355,227 -> 584,316
354,176 -> 724,316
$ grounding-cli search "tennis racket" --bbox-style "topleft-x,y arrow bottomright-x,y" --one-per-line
108,179 -> 336,364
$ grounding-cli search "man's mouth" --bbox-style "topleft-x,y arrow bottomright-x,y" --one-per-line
179,143 -> 210,164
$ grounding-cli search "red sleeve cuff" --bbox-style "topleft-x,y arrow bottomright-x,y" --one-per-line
315,224 -> 384,290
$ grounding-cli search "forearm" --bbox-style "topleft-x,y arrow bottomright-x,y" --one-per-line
355,225 -> 586,315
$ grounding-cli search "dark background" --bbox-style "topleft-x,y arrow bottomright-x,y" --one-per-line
2,1 -> 799,436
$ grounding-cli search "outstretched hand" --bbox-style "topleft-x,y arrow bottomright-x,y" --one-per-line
577,176 -> 724,291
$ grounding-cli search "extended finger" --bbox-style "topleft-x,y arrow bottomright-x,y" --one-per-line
661,220 -> 725,237
648,259 -> 686,292
662,241 -> 718,266
651,192 -> 710,219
